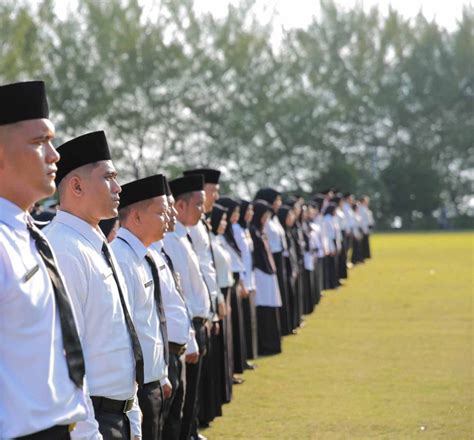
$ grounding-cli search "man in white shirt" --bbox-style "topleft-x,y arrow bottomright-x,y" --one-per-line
112,174 -> 172,440
149,178 -> 199,440
183,168 -> 227,431
162,175 -> 211,440
183,168 -> 224,321
45,131 -> 143,440
0,81 -> 91,439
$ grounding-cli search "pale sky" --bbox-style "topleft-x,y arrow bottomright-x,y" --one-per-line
193,0 -> 471,31
54,0 -> 471,31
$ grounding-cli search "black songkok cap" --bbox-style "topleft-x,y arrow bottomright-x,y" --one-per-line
169,175 -> 204,198
56,131 -> 111,185
119,174 -> 166,210
183,168 -> 221,184
0,81 -> 49,125
164,176 -> 172,196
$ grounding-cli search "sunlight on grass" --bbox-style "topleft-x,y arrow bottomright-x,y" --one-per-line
203,233 -> 474,439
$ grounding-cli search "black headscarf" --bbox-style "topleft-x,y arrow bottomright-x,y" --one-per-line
324,204 -> 336,216
217,197 -> 241,257
250,200 -> 275,275
237,199 -> 251,229
210,203 -> 228,236
277,205 -> 292,229
312,195 -> 325,213
278,205 -> 299,277
299,204 -> 311,252
254,188 -> 280,206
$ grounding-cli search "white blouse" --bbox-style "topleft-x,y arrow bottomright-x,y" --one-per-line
210,234 -> 234,288
254,268 -> 282,307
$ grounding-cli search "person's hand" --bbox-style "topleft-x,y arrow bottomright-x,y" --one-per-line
240,282 -> 249,298
185,352 -> 199,364
133,437 -> 141,440
213,321 -> 220,336
162,383 -> 172,399
218,302 -> 226,319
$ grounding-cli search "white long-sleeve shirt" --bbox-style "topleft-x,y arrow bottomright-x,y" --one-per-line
264,215 -> 286,253
209,234 -> 234,288
162,221 -> 211,320
358,205 -> 371,234
322,214 -> 338,254
0,198 -> 92,439
149,240 -> 199,355
188,218 -> 221,305
342,202 -> 357,234
232,223 -> 256,290
111,228 -> 168,386
44,210 -> 139,438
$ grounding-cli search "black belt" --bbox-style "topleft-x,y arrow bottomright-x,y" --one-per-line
143,379 -> 161,389
91,396 -> 134,414
192,317 -> 207,325
16,425 -> 71,439
169,342 -> 187,356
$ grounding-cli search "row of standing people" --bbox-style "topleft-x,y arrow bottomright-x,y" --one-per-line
0,80 -> 373,440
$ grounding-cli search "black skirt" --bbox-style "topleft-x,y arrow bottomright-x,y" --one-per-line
220,287 -> 233,404
273,251 -> 291,336
257,306 -> 282,356
230,273 -> 247,374
242,291 -> 258,360
351,238 -> 365,264
362,233 -> 371,259
338,233 -> 348,279
303,268 -> 314,315
312,257 -> 323,305
283,255 -> 299,332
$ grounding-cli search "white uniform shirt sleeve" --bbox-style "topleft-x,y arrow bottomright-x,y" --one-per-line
54,253 -> 102,439
188,222 -> 219,307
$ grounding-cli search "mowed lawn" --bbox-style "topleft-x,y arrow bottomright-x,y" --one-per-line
203,232 -> 473,439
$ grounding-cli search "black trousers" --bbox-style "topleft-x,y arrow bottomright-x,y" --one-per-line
179,321 -> 207,440
94,408 -> 130,440
16,425 -> 70,440
137,380 -> 164,440
163,352 -> 186,440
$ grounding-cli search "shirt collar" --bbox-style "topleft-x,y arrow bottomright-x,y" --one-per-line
151,239 -> 164,252
0,197 -> 29,231
175,220 -> 189,237
54,210 -> 105,252
116,227 -> 148,260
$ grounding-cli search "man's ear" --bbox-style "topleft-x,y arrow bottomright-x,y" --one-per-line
175,198 -> 185,212
69,175 -> 83,197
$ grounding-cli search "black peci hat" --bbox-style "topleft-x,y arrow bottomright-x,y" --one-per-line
169,175 -> 204,198
0,81 -> 49,125
55,131 -> 111,185
183,168 -> 221,184
119,174 -> 166,210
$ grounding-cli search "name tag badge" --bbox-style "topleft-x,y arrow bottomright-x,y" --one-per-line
144,280 -> 153,288
102,270 -> 114,280
23,264 -> 40,283
159,265 -> 166,271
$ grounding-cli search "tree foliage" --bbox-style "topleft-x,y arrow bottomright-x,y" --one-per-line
1,0 -> 472,228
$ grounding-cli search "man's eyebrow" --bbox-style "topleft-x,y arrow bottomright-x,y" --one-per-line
31,132 -> 54,142
104,170 -> 118,177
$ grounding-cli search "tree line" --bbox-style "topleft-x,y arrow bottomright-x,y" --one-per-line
1,0 -> 473,228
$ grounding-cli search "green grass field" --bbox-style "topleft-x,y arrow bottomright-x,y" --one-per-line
203,233 -> 474,439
